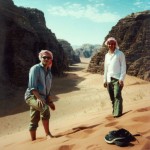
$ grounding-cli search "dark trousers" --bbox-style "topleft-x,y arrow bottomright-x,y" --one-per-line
107,77 -> 123,117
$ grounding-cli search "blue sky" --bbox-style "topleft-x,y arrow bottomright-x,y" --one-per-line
13,0 -> 150,46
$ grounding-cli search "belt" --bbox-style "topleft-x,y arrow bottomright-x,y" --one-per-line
111,77 -> 118,81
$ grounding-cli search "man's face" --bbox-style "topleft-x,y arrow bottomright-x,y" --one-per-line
107,40 -> 116,51
41,54 -> 52,67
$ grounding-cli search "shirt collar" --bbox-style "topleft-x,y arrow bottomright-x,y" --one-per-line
108,48 -> 118,55
39,63 -> 51,71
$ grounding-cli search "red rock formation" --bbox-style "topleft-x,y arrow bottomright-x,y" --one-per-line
88,10 -> 150,81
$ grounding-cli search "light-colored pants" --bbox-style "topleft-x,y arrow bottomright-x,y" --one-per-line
26,95 -> 50,131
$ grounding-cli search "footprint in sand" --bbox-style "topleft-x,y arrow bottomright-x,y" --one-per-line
136,107 -> 150,112
66,124 -> 100,139
132,116 -> 150,122
141,141 -> 150,150
146,136 -> 150,140
105,121 -> 118,127
86,144 -> 102,150
66,128 -> 95,139
105,115 -> 115,121
58,144 -> 75,150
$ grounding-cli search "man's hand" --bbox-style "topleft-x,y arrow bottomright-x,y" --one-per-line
48,102 -> 55,111
37,99 -> 45,107
104,82 -> 107,88
46,96 -> 55,110
32,90 -> 46,107
119,80 -> 124,87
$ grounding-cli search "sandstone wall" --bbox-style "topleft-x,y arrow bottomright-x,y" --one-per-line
88,10 -> 150,81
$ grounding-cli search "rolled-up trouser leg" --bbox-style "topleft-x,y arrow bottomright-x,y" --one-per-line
29,107 -> 40,131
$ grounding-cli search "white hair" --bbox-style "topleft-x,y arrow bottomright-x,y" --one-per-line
38,50 -> 53,60
104,37 -> 119,49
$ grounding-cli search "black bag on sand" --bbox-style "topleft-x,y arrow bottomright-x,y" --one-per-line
104,128 -> 140,147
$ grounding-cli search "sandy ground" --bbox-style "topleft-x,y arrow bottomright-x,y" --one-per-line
0,58 -> 150,150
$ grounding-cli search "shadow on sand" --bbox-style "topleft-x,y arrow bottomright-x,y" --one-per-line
0,64 -> 87,117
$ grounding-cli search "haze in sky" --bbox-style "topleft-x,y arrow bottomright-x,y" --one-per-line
13,0 -> 150,46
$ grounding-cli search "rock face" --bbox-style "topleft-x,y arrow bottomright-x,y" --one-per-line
74,44 -> 101,58
58,39 -> 81,66
0,0 -> 68,88
88,10 -> 150,81
0,0 -> 75,116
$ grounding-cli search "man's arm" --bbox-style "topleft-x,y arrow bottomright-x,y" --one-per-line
46,95 -> 55,111
104,55 -> 108,88
119,52 -> 126,80
119,52 -> 126,87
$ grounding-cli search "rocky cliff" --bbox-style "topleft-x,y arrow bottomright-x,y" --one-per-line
74,44 -> 101,58
0,0 -> 69,88
88,10 -> 150,81
0,0 -> 76,116
58,39 -> 81,66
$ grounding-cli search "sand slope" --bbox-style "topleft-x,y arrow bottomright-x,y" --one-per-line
0,58 -> 150,150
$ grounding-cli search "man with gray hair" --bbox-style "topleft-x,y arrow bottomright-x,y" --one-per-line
104,37 -> 126,118
25,50 -> 55,140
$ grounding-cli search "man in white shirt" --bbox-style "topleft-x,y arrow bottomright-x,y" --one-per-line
104,37 -> 126,118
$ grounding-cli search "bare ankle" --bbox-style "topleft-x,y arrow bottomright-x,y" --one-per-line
30,130 -> 36,141
46,132 -> 54,138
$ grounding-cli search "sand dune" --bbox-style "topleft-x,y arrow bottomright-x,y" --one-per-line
0,58 -> 150,150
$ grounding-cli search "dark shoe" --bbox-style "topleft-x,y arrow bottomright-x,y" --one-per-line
104,128 -> 138,147
104,131 -> 125,144
114,138 -> 130,147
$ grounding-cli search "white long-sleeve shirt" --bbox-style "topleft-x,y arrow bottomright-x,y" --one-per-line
104,49 -> 126,83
